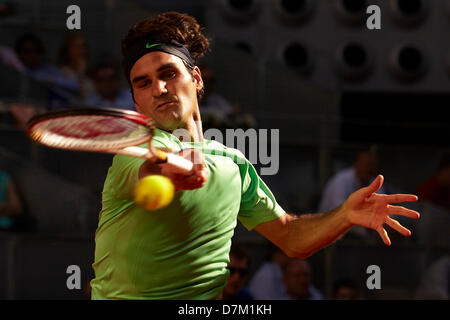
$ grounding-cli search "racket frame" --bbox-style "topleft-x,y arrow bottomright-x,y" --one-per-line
26,107 -> 193,173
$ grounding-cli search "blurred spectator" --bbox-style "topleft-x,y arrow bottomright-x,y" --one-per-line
200,65 -> 233,127
2,30 -> 41,128
85,62 -> 134,110
415,153 -> 450,211
57,32 -> 95,101
0,18 -> 24,72
318,146 -> 385,242
414,255 -> 450,300
0,170 -> 22,231
7,102 -> 39,128
249,245 -> 289,300
0,44 -> 24,72
84,280 -> 92,300
281,258 -> 324,300
222,244 -> 254,300
331,278 -> 361,300
0,154 -> 36,232
15,32 -> 79,108
199,65 -> 256,131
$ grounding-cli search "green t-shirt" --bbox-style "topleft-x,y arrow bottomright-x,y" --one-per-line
90,129 -> 285,300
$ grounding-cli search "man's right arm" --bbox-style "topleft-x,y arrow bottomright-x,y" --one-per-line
254,175 -> 420,258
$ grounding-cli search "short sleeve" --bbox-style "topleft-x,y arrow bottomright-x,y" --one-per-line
237,159 -> 286,230
106,154 -> 145,200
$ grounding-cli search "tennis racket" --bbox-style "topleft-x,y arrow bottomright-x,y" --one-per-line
26,107 -> 194,173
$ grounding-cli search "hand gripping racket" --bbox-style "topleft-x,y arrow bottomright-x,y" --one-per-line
26,108 -> 194,173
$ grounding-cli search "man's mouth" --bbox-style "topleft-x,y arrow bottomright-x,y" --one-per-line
156,101 -> 177,111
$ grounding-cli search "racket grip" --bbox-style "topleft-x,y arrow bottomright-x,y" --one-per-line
118,146 -> 152,158
166,153 -> 194,174
116,146 -> 193,174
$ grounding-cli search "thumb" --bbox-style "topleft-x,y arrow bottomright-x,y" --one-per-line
361,174 -> 384,198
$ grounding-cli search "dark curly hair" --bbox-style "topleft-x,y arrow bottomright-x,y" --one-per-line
122,12 -> 209,71
121,12 -> 210,99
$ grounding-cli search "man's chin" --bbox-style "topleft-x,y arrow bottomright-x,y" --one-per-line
155,119 -> 182,132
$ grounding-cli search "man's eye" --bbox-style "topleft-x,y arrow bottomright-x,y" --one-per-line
162,71 -> 176,79
137,80 -> 150,88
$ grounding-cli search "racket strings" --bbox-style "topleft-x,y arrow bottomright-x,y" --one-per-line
30,115 -> 151,150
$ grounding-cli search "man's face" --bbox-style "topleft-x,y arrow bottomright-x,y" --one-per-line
354,152 -> 379,186
283,260 -> 311,299
334,286 -> 358,300
19,41 -> 42,69
68,36 -> 88,61
224,255 -> 249,297
95,67 -> 118,100
130,51 -> 202,131
439,166 -> 450,187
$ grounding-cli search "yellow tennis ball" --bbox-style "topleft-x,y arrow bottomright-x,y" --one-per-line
134,175 -> 175,211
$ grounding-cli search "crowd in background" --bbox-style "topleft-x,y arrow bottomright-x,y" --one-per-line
1,29 -> 449,301
1,31 -> 135,124
222,243 -> 449,300
1,30 -> 255,131
2,30 -> 449,226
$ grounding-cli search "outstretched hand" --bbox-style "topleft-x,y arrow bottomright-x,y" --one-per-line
342,175 -> 420,246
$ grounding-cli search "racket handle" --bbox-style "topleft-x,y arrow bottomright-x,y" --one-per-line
117,146 -> 193,174
117,146 -> 152,158
166,153 -> 194,174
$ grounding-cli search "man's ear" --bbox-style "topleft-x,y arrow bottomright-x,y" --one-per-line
192,66 -> 203,91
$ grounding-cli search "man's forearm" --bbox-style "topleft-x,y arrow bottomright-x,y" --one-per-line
286,205 -> 353,258
256,175 -> 419,258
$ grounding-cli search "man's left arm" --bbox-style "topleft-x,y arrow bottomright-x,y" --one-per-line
254,175 -> 420,258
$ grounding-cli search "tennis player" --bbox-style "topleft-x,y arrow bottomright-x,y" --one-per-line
90,12 -> 420,300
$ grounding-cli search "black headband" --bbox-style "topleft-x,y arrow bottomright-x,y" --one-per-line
122,39 -> 195,81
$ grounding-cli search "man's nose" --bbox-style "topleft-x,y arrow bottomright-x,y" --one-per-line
152,80 -> 168,97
